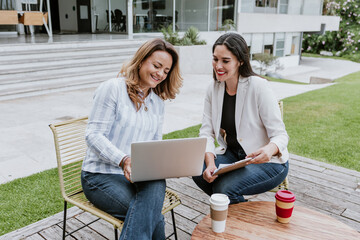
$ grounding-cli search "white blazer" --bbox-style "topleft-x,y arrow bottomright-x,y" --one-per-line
200,75 -> 289,164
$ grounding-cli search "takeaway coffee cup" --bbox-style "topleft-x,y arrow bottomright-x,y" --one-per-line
209,193 -> 230,233
275,190 -> 296,223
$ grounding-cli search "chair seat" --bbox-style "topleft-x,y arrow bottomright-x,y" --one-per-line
64,188 -> 181,230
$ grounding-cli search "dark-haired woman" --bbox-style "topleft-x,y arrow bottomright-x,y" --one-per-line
81,38 -> 182,240
193,32 -> 289,204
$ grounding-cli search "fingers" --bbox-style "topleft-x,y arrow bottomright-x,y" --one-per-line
123,158 -> 133,183
203,167 -> 218,183
247,149 -> 270,164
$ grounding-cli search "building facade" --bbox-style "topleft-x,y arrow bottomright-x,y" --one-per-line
1,0 -> 339,66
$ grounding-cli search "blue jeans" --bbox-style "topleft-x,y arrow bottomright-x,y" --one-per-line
192,149 -> 289,204
81,171 -> 166,240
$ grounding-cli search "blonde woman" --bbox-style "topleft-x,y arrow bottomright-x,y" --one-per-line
81,38 -> 182,240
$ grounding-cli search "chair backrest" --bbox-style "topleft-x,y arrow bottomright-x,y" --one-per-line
49,117 -> 88,199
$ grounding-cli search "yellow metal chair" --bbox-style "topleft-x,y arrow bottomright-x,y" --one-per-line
269,101 -> 289,192
49,116 -> 181,240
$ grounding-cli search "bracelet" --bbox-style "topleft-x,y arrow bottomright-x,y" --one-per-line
120,155 -> 129,169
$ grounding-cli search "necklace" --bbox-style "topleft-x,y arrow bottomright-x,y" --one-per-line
138,90 -> 148,112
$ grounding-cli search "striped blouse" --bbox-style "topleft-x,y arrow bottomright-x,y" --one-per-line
82,78 -> 164,175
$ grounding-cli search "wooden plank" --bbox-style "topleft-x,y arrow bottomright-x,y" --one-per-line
289,176 -> 360,213
289,164 -> 357,189
19,12 -> 48,26
167,179 -> 209,204
24,233 -> 46,240
290,154 -> 360,178
70,226 -> 107,240
0,207 -> 83,239
38,225 -> 75,240
88,219 -> 114,239
193,213 -> 206,224
173,203 -> 202,221
165,223 -> 191,240
0,10 -> 18,25
74,212 -> 99,225
175,191 -> 210,215
290,167 -> 360,197
342,208 -> 360,223
290,158 -> 326,172
165,212 -> 197,235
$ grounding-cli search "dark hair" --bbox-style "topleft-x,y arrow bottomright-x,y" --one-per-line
212,32 -> 256,81
120,38 -> 182,111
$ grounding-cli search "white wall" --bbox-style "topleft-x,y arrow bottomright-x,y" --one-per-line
59,0 -> 78,32
237,13 -> 339,33
303,0 -> 322,15
287,0 -> 302,15
240,0 -> 254,13
251,33 -> 264,54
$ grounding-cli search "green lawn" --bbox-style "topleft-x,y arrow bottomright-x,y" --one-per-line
1,71 -> 359,235
264,76 -> 308,85
283,71 -> 360,171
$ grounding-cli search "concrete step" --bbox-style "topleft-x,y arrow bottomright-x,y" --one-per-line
0,39 -> 145,100
0,47 -> 139,65
0,63 -> 122,85
0,71 -> 117,101
0,39 -> 145,54
0,54 -> 131,74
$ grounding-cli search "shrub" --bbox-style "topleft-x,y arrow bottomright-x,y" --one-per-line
252,53 -> 279,75
219,19 -> 236,32
160,25 -> 206,46
302,0 -> 360,61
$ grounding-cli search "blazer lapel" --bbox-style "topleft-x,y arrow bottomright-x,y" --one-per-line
235,77 -> 249,134
215,82 -> 225,140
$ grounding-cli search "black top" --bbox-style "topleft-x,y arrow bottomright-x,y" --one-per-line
221,89 -> 246,157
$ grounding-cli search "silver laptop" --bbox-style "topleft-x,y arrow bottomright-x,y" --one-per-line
130,137 -> 206,182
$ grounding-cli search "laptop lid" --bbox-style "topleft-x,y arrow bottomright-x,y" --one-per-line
130,137 -> 206,182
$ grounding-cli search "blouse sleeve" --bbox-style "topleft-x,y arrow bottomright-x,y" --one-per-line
85,80 -> 127,167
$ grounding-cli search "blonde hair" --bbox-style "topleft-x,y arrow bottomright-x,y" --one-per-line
119,38 -> 183,111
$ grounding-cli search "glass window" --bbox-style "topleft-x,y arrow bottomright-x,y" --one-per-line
176,0 -> 208,31
209,0 -> 235,31
264,45 -> 273,55
255,0 -> 278,14
133,0 -> 173,33
279,0 -> 288,14
275,39 -> 285,56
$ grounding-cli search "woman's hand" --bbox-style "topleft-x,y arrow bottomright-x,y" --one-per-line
203,152 -> 218,183
203,165 -> 218,183
246,143 -> 279,165
121,157 -> 133,183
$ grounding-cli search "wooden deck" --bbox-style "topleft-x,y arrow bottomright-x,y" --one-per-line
1,153 -> 359,240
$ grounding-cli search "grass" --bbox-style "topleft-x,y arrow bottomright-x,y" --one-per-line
1,71 -> 359,235
283,71 -> 360,171
264,76 -> 308,85
0,168 -> 64,235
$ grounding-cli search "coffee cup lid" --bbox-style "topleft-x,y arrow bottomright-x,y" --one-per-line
209,193 -> 230,205
275,190 -> 296,202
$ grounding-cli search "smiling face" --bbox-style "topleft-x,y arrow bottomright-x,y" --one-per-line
212,45 -> 241,84
138,50 -> 173,92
